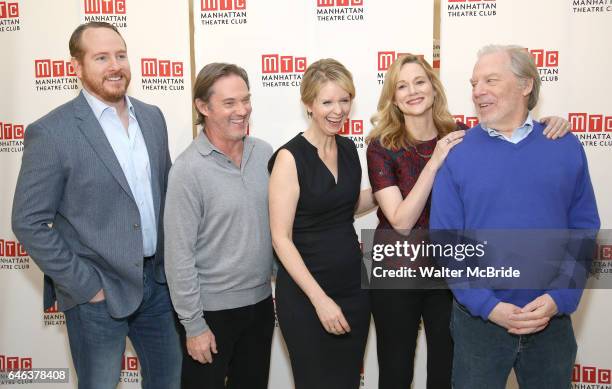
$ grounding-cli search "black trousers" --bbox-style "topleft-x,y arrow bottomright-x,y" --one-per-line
371,289 -> 453,389
181,296 -> 274,389
275,268 -> 371,389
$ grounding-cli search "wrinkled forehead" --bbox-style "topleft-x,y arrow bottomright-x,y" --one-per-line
472,51 -> 512,78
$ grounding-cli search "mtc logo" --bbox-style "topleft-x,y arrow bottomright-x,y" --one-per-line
141,59 -> 184,77
569,113 -> 612,132
84,0 -> 126,14
0,356 -> 32,371
378,51 -> 416,71
44,302 -> 60,313
338,120 -> 364,135
453,115 -> 479,128
261,54 -> 307,74
0,239 -> 28,257
0,1 -> 19,18
34,60 -> 76,78
201,0 -> 245,10
122,355 -> 139,371
573,365 -> 611,384
597,245 -> 612,261
528,49 -> 558,68
1,122 -> 24,140
317,0 -> 363,6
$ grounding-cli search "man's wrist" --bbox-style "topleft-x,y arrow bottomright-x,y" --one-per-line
183,316 -> 209,338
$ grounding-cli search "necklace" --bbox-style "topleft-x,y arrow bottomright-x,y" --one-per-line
409,141 -> 435,159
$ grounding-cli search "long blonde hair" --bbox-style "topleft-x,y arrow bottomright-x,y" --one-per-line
367,54 -> 456,150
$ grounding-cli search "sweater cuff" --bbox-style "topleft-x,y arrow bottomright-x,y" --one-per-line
547,289 -> 582,315
182,315 -> 210,338
478,295 -> 501,321
453,289 -> 500,321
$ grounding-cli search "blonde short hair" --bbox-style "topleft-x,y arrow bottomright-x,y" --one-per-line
300,58 -> 355,108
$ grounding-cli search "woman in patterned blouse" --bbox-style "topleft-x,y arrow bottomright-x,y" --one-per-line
365,54 -> 570,389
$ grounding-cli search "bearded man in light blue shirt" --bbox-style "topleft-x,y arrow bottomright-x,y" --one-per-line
12,22 -> 181,389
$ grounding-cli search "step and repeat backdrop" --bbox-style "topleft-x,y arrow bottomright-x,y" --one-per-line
1,0 -> 610,388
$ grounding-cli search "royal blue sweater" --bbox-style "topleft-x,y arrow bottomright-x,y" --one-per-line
430,122 -> 600,320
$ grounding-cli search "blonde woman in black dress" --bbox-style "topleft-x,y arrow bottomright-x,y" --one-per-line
268,58 -> 375,389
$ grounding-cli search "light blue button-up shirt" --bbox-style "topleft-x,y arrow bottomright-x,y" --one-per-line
481,113 -> 534,144
83,89 -> 157,256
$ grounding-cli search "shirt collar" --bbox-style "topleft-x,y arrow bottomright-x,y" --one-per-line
481,113 -> 533,139
82,88 -> 135,120
195,129 -> 253,158
195,130 -> 219,156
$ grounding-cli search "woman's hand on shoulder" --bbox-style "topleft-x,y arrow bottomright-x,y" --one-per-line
540,116 -> 571,139
429,130 -> 465,171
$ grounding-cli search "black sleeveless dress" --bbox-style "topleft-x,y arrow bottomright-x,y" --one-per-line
268,133 -> 371,389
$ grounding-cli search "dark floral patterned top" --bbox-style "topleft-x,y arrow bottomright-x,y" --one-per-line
366,123 -> 468,230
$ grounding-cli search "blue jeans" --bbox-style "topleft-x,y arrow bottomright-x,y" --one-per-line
64,260 -> 182,389
450,300 -> 576,389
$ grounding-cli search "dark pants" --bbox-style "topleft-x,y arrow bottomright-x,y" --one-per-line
181,296 -> 274,389
451,300 -> 577,389
371,289 -> 453,389
64,259 -> 182,389
276,288 -> 370,389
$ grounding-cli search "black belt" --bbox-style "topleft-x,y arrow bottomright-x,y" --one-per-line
144,255 -> 155,261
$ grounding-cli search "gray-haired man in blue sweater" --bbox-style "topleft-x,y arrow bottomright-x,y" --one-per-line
430,45 -> 599,388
